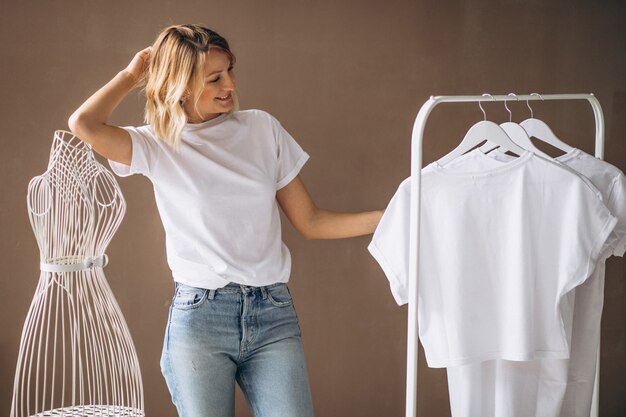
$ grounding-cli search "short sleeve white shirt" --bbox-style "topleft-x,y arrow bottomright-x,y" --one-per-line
445,148 -> 626,417
108,109 -> 309,289
368,150 -> 617,367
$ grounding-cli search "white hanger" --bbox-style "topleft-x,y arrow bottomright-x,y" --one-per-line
519,93 -> 574,152
480,94 -> 552,159
437,94 -> 527,166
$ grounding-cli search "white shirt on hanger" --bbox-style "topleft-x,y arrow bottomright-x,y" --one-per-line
445,148 -> 626,417
368,149 -> 617,368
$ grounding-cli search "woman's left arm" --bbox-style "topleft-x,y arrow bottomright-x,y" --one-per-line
276,175 -> 384,240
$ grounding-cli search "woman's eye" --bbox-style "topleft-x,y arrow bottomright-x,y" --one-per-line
207,68 -> 233,83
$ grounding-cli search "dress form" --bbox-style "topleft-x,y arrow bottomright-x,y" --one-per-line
11,130 -> 144,417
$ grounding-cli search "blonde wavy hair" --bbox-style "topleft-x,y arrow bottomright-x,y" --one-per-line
137,24 -> 239,149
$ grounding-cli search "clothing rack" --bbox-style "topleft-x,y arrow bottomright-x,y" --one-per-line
406,93 -> 605,417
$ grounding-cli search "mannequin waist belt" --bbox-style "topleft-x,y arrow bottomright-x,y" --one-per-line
40,254 -> 109,273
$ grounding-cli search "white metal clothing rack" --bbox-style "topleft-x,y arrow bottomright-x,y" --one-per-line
406,93 -> 605,417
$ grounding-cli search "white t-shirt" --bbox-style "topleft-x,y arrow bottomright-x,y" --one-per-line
446,148 -> 626,417
108,109 -> 309,289
368,149 -> 617,368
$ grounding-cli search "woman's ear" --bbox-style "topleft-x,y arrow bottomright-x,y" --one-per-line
179,89 -> 190,104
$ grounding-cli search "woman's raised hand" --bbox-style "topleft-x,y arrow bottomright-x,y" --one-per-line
124,46 -> 152,88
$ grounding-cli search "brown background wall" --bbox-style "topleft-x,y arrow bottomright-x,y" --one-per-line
1,1 -> 624,416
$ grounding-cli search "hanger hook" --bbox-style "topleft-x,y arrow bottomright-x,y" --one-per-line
479,93 -> 493,121
527,92 -> 544,119
505,93 -> 519,122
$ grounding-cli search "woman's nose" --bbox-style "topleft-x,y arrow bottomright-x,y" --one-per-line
222,74 -> 235,90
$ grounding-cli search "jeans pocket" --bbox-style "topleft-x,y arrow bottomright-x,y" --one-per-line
172,283 -> 208,310
266,284 -> 294,307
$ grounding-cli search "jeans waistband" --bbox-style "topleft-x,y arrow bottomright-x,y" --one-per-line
221,282 -> 285,291
176,281 -> 286,301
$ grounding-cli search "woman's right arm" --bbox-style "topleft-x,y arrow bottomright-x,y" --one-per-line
68,47 -> 152,165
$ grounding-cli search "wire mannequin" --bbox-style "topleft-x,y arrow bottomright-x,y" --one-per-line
11,130 -> 144,417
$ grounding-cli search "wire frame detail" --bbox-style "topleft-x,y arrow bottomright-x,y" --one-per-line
11,130 -> 144,417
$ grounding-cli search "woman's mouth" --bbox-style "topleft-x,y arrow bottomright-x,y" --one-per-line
216,93 -> 232,102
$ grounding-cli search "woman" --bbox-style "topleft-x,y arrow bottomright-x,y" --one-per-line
68,24 -> 383,417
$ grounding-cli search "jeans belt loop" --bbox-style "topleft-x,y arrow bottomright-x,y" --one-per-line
260,286 -> 268,300
208,289 -> 216,300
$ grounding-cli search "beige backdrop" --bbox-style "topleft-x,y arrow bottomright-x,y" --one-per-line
1,1 -> 625,416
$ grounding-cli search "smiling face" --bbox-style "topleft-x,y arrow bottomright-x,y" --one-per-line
183,48 -> 236,123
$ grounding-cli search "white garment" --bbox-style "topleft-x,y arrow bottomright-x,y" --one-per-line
446,148 -> 626,417
368,150 -> 617,368
447,358 -> 569,417
108,109 -> 309,289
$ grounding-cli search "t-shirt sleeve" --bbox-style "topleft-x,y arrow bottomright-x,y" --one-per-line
107,125 -> 157,178
562,182 -> 618,295
606,171 -> 626,257
271,116 -> 310,190
368,177 -> 411,305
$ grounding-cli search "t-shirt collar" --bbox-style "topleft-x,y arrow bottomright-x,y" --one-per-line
182,112 -> 230,132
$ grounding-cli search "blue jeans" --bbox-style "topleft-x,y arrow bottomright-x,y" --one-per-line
160,281 -> 314,417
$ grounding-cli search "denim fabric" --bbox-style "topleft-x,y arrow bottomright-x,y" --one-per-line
161,281 -> 314,417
